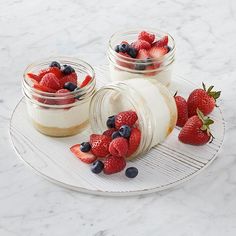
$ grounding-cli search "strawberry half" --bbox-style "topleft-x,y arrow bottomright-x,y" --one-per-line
148,46 -> 168,59
136,49 -> 150,60
70,144 -> 97,164
127,128 -> 141,157
90,134 -> 112,157
80,75 -> 92,88
174,93 -> 188,127
27,73 -> 41,82
153,36 -> 168,47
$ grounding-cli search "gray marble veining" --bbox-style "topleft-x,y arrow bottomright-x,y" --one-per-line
0,0 -> 236,235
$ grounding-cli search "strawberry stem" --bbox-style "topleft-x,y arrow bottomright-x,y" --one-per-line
202,82 -> 221,101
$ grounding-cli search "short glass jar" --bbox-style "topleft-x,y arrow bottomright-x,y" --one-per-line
22,57 -> 96,137
90,78 -> 177,158
107,29 -> 175,86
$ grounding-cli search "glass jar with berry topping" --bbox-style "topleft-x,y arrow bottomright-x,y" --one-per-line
22,57 -> 96,137
107,29 -> 175,86
89,78 -> 177,158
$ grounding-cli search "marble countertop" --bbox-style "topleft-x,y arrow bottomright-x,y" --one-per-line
1,0 -> 236,235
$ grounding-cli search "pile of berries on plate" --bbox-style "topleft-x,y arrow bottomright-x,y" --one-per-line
70,110 -> 141,178
114,30 -> 171,74
27,61 -> 92,105
174,83 -> 221,145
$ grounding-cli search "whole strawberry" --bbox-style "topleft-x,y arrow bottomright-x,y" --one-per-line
174,93 -> 188,127
127,128 -> 141,157
103,156 -> 126,175
178,109 -> 214,145
90,134 -> 111,157
187,83 -> 221,117
115,110 -> 138,129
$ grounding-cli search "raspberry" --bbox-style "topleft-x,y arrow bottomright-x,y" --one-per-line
38,67 -> 62,80
39,73 -> 61,90
138,31 -> 155,44
103,156 -> 126,175
109,137 -> 128,157
115,110 -> 138,129
131,40 -> 151,51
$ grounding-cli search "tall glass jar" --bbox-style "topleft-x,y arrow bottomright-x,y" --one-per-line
107,29 -> 175,87
89,78 -> 177,158
22,57 -> 96,137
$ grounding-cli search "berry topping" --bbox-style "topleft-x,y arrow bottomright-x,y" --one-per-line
40,73 -> 61,90
174,93 -> 188,127
187,83 -> 221,117
80,75 -> 92,88
131,40 -> 151,51
55,89 -> 75,105
70,144 -> 97,164
127,128 -> 141,157
111,131 -> 121,140
33,83 -> 57,93
178,109 -> 214,145
138,31 -> 155,44
127,47 -> 138,58
119,43 -> 130,53
27,73 -> 41,82
115,45 -> 120,52
119,125 -> 131,138
109,137 -> 128,157
137,49 -> 150,60
115,110 -> 138,129
91,160 -> 104,174
125,167 -> 138,178
148,46 -> 168,59
64,82 -> 77,91
153,36 -> 168,47
38,67 -> 62,80
80,142 -> 91,152
106,115 -> 116,128
50,61 -> 61,69
90,134 -> 111,157
103,128 -> 117,138
103,156 -> 126,175
62,65 -> 75,75
59,72 -> 77,88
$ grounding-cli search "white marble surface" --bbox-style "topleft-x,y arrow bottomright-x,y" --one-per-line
0,0 -> 236,235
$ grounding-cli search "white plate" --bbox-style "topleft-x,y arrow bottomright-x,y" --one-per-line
10,66 -> 225,196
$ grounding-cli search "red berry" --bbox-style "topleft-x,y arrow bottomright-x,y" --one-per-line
33,83 -> 57,93
148,46 -> 168,59
153,36 -> 168,47
56,89 -> 75,105
109,137 -> 128,157
40,73 -> 61,90
127,128 -> 141,157
131,40 -> 151,51
103,156 -> 126,175
59,72 -> 77,88
138,31 -> 155,44
70,144 -> 96,164
80,75 -> 92,88
38,67 -> 62,80
27,73 -> 41,82
115,110 -> 138,129
145,64 -> 159,76
103,128 -> 116,138
178,109 -> 214,145
174,95 -> 188,127
116,52 -> 134,69
136,49 -> 150,60
90,134 -> 112,157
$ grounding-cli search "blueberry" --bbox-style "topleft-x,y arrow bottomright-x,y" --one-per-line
50,61 -> 61,69
145,58 -> 153,66
80,142 -> 91,152
112,131 -> 121,139
106,115 -> 116,128
134,61 -> 146,70
128,47 -> 138,58
62,65 -> 75,75
167,46 -> 172,52
125,167 -> 138,178
119,43 -> 129,53
115,45 -> 120,52
119,125 -> 131,138
64,82 -> 77,91
91,160 -> 104,174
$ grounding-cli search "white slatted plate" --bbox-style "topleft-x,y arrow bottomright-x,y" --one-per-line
10,65 -> 225,196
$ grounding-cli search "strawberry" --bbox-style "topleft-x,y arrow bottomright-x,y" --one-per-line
131,40 -> 151,51
27,73 -> 41,82
90,134 -> 112,157
178,109 -> 214,145
174,93 -> 188,127
40,73 -> 61,90
115,110 -> 138,129
103,156 -> 126,175
70,144 -> 96,164
136,49 -> 150,60
103,128 -> 116,138
153,36 -> 168,47
56,89 -> 75,105
109,137 -> 128,157
38,67 -> 62,80
148,46 -> 168,59
187,83 -> 221,117
59,72 -> 77,88
80,75 -> 92,88
145,64 -> 159,76
127,128 -> 141,157
33,83 -> 57,93
138,31 -> 155,44
116,52 -> 133,69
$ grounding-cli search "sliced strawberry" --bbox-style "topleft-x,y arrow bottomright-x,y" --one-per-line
70,144 -> 97,164
103,156 -> 126,175
152,36 -> 168,47
56,89 -> 75,105
131,40 -> 151,51
148,46 -> 168,59
38,67 -> 63,80
174,94 -> 188,127
80,75 -> 92,88
40,73 -> 61,90
116,52 -> 134,69
138,31 -> 155,44
127,128 -> 141,157
59,72 -> 78,88
115,110 -> 138,129
27,73 -> 41,82
33,84 -> 56,93
90,134 -> 112,157
136,49 -> 150,60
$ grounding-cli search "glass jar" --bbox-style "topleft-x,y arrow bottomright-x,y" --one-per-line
22,57 -> 96,137
89,78 -> 177,158
107,29 -> 175,86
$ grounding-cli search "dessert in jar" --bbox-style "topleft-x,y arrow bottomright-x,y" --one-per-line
89,78 -> 177,158
22,57 -> 96,137
107,29 -> 175,86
